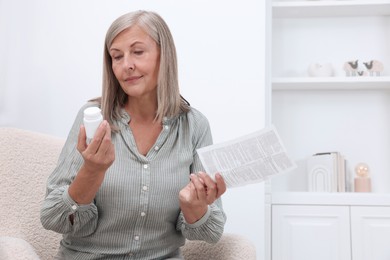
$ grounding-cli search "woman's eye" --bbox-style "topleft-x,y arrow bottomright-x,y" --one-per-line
134,51 -> 144,55
113,56 -> 123,61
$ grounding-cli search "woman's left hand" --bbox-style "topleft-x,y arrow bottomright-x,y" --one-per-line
179,172 -> 226,224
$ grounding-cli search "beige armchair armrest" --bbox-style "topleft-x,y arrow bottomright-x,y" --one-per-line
182,233 -> 256,260
0,236 -> 41,260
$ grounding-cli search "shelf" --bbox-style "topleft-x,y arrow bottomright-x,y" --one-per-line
272,191 -> 390,206
272,76 -> 390,90
273,1 -> 390,18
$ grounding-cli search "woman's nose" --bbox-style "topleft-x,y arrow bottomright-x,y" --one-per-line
124,55 -> 135,71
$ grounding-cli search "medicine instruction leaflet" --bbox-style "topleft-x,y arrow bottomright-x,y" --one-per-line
197,125 -> 296,188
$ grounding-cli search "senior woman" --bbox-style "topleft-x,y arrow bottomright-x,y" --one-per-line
41,10 -> 227,260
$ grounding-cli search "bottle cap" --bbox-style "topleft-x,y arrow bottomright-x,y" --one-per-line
84,107 -> 102,121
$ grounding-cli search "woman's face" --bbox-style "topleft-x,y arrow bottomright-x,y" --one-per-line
109,25 -> 160,100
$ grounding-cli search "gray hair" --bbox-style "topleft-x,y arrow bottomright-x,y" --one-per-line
100,10 -> 189,129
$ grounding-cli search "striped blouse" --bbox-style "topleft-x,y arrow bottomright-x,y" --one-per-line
40,102 -> 226,260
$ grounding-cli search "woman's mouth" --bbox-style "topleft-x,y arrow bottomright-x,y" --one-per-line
125,76 -> 142,83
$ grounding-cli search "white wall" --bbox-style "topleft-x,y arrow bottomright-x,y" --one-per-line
0,0 -> 266,257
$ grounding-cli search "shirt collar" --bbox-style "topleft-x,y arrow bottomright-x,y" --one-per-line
118,108 -> 180,126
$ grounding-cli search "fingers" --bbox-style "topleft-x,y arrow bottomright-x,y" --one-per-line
198,172 -> 217,204
86,120 -> 108,154
191,172 -> 227,205
190,173 -> 207,202
97,122 -> 115,164
215,173 -> 227,198
97,121 -> 112,155
77,125 -> 87,153
180,181 -> 196,203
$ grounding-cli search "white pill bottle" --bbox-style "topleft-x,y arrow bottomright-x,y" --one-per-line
83,107 -> 103,143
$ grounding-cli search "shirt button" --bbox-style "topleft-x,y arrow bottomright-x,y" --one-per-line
164,125 -> 169,130
154,146 -> 159,151
134,235 -> 140,241
141,212 -> 146,217
71,205 -> 77,210
142,186 -> 148,191
143,164 -> 148,169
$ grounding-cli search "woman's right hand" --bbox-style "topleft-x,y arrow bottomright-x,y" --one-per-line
77,120 -> 115,174
69,120 -> 115,204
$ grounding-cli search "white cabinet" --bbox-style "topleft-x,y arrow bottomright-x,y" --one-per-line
269,193 -> 390,260
272,205 -> 351,260
351,206 -> 390,260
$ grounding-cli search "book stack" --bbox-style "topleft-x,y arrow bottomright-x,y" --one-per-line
307,152 -> 350,192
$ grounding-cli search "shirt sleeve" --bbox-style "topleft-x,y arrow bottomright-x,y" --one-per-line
176,108 -> 227,243
40,103 -> 99,237
176,199 -> 226,243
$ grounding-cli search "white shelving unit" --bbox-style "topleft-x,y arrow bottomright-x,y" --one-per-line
266,1 -> 390,259
270,0 -> 390,192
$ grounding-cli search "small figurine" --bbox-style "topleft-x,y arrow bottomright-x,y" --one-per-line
363,60 -> 384,76
308,63 -> 334,77
343,60 -> 359,77
354,162 -> 371,192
